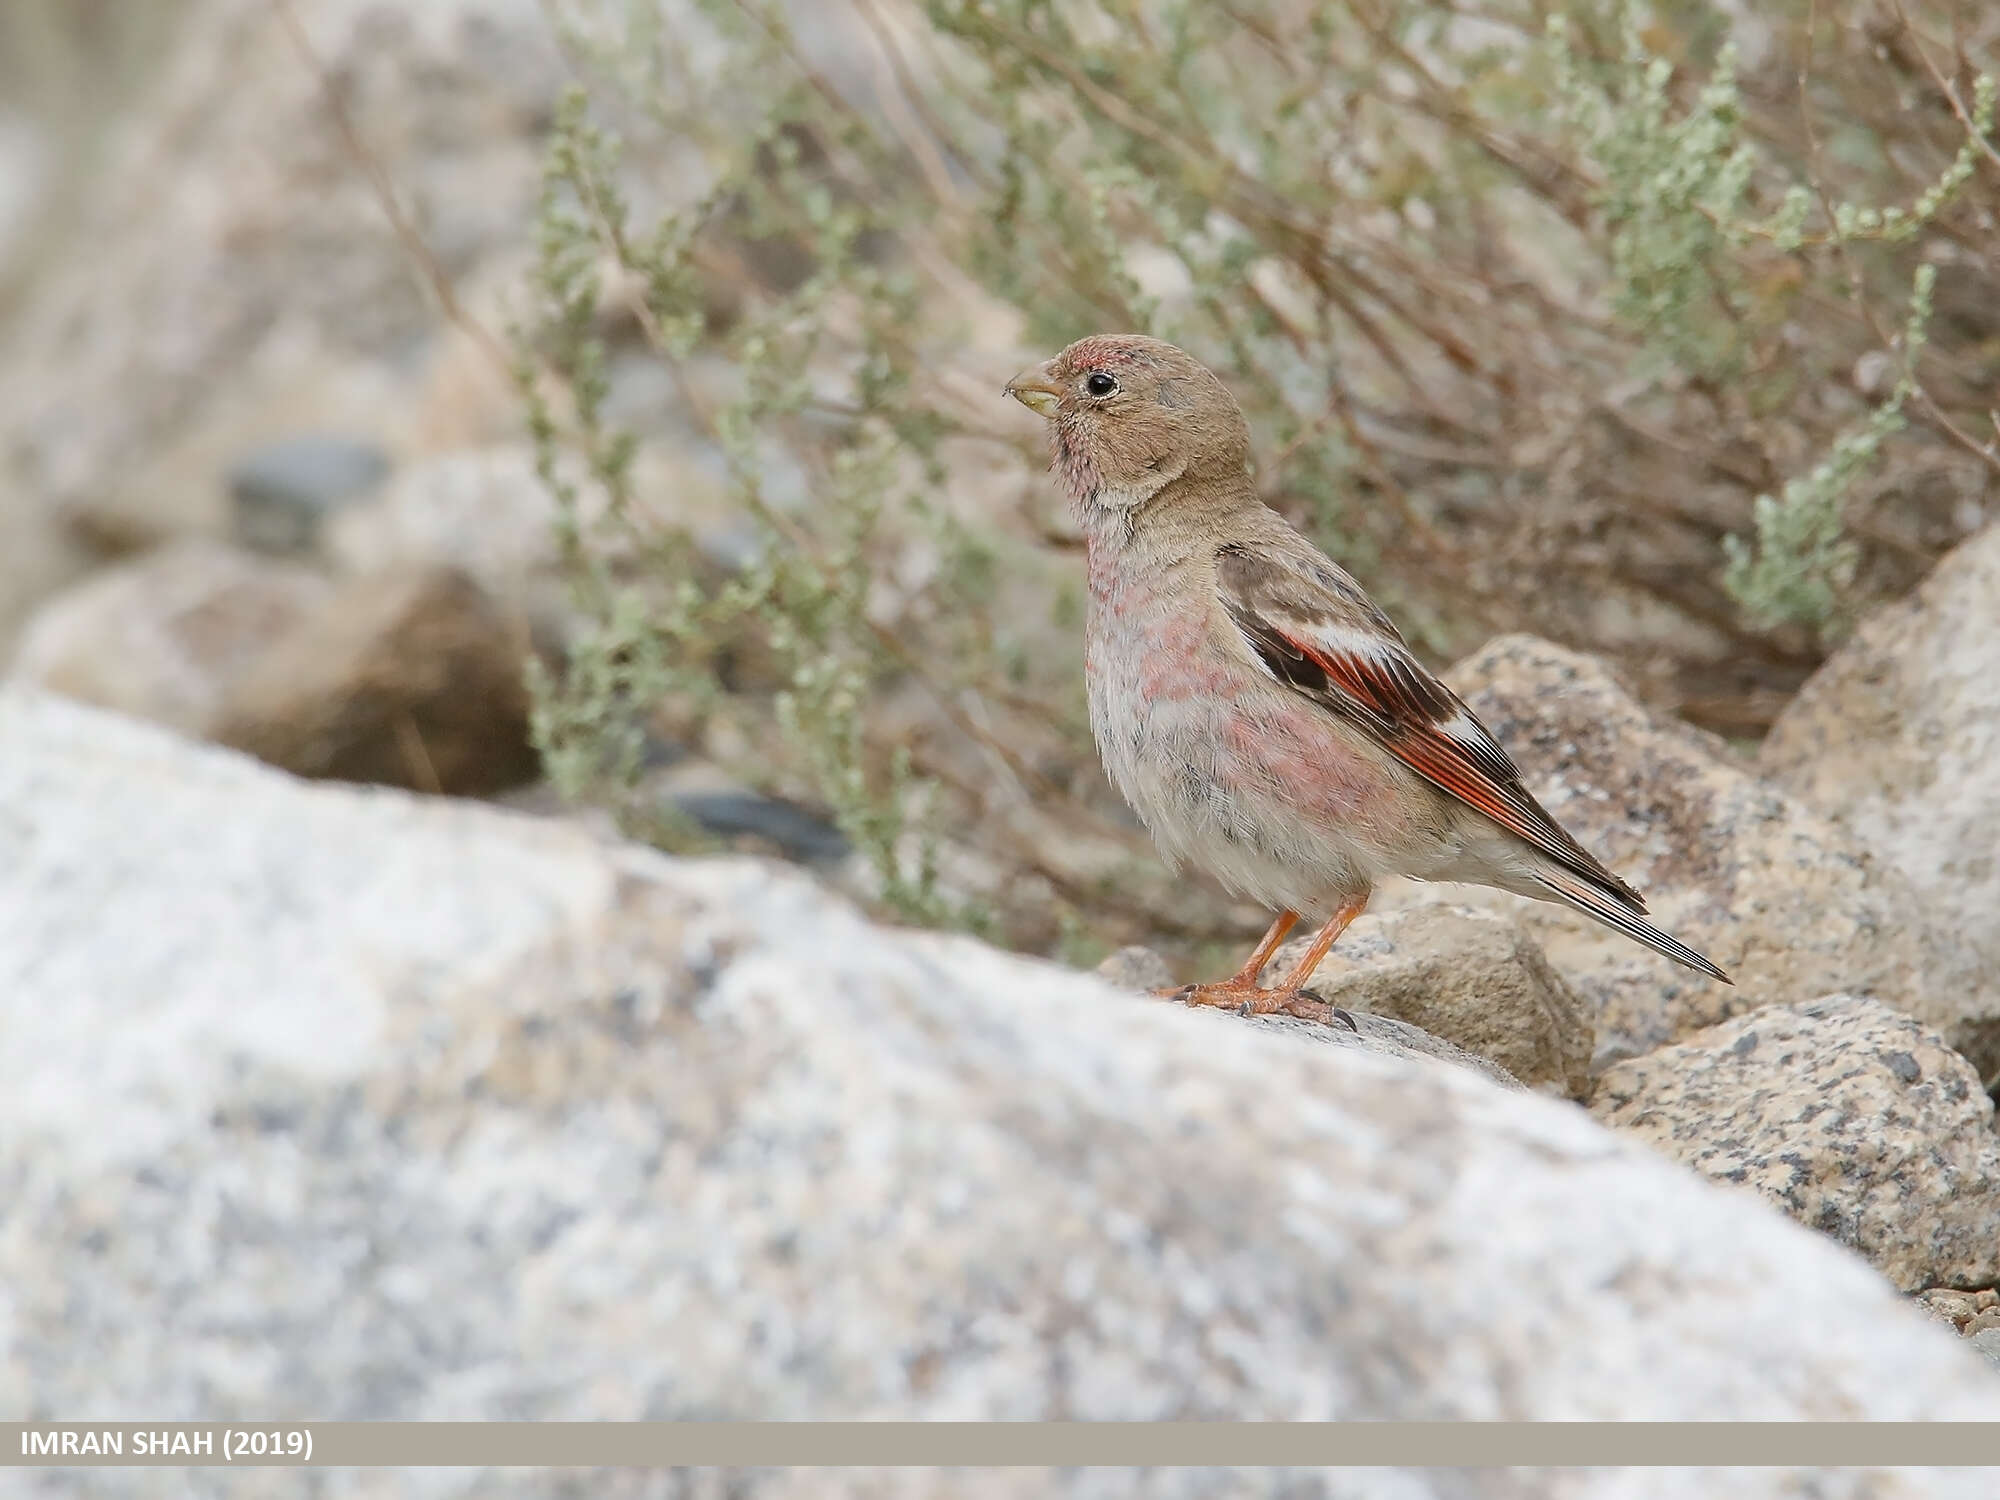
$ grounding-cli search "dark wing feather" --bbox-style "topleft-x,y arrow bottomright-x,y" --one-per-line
1215,540 -> 1645,910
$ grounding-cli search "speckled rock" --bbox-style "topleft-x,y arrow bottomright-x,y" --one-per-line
1270,905 -> 1591,1098
1760,522 -> 2000,1070
1383,635 -> 1985,1073
1232,1008 -> 1529,1094
1095,942 -> 1528,1094
1917,1288 -> 1982,1331
211,565 -> 538,795
4,687 -> 1997,1441
1593,996 -> 2000,1292
6,538 -> 330,737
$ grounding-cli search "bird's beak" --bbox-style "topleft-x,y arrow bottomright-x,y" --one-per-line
1004,361 -> 1064,420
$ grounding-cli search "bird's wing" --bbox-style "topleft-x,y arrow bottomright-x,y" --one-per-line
1214,538 -> 1645,909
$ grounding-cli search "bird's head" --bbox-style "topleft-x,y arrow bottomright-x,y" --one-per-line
1005,334 -> 1251,517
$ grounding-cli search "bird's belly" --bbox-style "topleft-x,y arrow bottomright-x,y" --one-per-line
1089,654 -> 1421,913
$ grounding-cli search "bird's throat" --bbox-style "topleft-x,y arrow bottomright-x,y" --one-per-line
1053,421 -> 1100,509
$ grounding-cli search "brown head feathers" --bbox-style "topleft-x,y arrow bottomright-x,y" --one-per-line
1007,334 -> 1252,516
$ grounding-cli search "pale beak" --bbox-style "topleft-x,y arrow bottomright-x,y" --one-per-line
1004,361 -> 1064,419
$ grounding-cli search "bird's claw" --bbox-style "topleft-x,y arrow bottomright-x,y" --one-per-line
1153,978 -> 1353,1032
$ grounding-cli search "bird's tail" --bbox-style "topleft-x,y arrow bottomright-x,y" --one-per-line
1530,868 -> 1732,984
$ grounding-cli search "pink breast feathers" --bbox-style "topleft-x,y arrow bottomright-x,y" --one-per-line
1132,607 -> 1236,702
1223,696 -> 1387,829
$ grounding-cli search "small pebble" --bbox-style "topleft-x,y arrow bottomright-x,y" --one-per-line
670,789 -> 851,867
1917,1289 -> 1978,1329
229,436 -> 390,554
1095,946 -> 1175,994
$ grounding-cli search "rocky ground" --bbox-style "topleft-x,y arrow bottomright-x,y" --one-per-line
4,0 -> 2000,1494
4,691 -> 2000,1419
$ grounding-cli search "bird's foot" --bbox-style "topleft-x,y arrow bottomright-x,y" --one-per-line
1151,980 -> 1359,1032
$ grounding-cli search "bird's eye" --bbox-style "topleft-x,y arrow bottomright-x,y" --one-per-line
1084,371 -> 1119,398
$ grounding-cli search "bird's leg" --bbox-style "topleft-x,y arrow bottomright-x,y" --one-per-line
1152,896 -> 1367,1031
1259,893 -> 1368,1029
1269,894 -> 1368,994
1150,910 -> 1294,1007
1229,909 -> 1300,985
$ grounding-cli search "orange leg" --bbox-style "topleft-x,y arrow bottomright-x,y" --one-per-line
1153,894 -> 1369,1031
1153,909 -> 1294,1002
1229,909 -> 1299,985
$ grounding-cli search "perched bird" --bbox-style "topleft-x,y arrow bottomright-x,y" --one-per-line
1006,333 -> 1730,1027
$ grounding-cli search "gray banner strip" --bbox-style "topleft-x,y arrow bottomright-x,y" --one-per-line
5,1424 -> 2000,1465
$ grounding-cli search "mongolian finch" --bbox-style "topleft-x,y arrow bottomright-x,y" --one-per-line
1007,333 -> 1730,1028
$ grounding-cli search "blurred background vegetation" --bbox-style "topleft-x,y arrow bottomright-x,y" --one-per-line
0,1 -> 192,317
4,0 -> 1996,973
516,0 -> 1998,964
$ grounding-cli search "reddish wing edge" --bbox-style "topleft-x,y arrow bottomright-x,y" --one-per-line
1215,544 -> 1645,910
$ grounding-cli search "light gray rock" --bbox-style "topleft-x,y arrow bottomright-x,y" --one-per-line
1593,996 -> 2000,1293
1395,635 -> 1988,1074
323,445 -> 572,627
1235,1007 -> 1530,1094
1095,944 -> 1176,993
1271,905 -> 1591,1098
1760,522 -> 2000,1066
1,687 -> 1996,1444
0,1 -> 565,547
1094,942 -> 1529,1093
6,538 -> 330,737
323,442 -> 744,650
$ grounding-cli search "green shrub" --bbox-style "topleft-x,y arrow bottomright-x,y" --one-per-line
521,0 -> 1998,953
